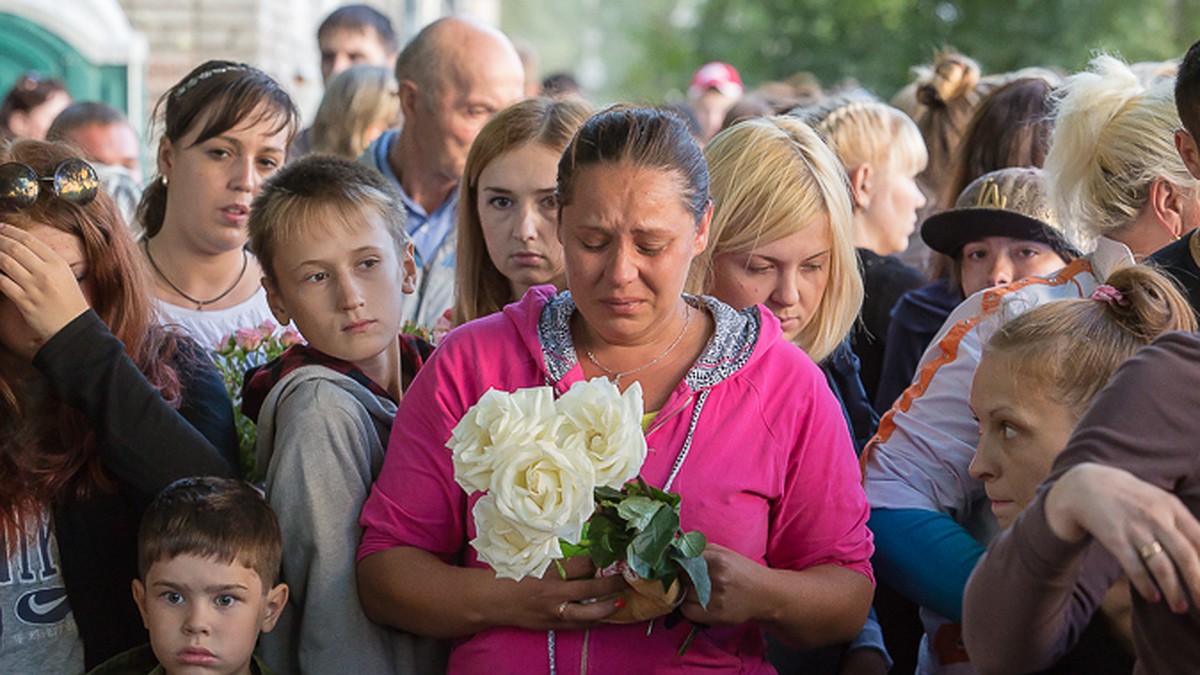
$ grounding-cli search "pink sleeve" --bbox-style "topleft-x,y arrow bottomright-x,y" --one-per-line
358,330 -> 477,561
767,351 -> 874,582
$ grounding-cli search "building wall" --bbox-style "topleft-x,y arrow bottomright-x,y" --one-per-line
114,0 -> 498,132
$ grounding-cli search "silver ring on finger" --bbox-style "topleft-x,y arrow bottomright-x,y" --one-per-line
557,600 -> 569,620
1138,539 -> 1165,562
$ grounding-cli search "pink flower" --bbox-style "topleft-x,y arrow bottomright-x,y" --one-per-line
257,320 -> 278,337
215,333 -> 233,350
234,327 -> 264,351
280,327 -> 304,347
433,309 -> 453,344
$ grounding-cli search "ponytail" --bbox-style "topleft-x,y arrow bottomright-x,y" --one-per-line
987,265 -> 1196,413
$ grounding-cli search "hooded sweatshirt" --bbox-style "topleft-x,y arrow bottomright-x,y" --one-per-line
247,340 -> 446,674
359,286 -> 873,674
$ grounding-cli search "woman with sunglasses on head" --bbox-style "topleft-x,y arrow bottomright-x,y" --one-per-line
0,140 -> 238,670
138,61 -> 300,350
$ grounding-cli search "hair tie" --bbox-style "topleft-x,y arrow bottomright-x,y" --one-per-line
1091,284 -> 1129,307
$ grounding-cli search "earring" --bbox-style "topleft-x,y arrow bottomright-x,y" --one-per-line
161,175 -> 168,187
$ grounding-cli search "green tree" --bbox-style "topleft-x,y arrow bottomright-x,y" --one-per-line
504,0 -> 1200,103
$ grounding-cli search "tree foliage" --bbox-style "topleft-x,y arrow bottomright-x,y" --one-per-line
504,0 -> 1200,103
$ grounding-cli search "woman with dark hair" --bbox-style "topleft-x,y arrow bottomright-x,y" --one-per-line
875,76 -> 1061,413
0,140 -> 237,669
453,97 -> 591,326
138,60 -> 300,348
357,107 -> 874,671
0,72 -> 70,141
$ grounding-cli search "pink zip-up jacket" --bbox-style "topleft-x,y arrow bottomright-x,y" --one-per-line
358,287 -> 873,674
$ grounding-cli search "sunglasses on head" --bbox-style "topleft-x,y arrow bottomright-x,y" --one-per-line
0,158 -> 99,212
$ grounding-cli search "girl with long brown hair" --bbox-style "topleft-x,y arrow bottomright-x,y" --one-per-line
0,140 -> 237,669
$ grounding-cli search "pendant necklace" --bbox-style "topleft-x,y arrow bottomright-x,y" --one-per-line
144,241 -> 249,311
585,305 -> 692,386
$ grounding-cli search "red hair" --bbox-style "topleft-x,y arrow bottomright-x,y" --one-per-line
0,140 -> 184,533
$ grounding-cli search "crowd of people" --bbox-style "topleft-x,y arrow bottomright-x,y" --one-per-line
2,3 -> 1200,674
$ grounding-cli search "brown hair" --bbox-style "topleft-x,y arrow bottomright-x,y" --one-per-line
942,76 -> 1058,211
138,61 -> 300,239
0,73 -> 68,139
910,49 -> 990,211
453,97 -> 591,325
247,153 -> 409,282
987,265 -> 1196,415
138,477 -> 282,587
0,140 -> 185,534
557,106 -> 709,223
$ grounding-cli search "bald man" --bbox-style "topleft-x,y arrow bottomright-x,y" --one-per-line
361,16 -> 525,328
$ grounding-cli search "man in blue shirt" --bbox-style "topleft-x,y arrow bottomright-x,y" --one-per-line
362,16 -> 525,328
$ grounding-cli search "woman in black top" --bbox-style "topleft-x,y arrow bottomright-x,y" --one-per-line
0,140 -> 238,669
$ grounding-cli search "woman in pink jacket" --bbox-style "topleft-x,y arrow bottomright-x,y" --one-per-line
356,107 -> 874,674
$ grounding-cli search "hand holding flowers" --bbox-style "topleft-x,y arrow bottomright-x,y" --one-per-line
448,377 -> 711,623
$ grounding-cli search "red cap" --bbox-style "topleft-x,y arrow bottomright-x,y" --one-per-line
689,62 -> 743,99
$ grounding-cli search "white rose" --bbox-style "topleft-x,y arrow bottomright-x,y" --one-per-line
556,378 -> 648,489
448,386 -> 559,494
470,495 -> 563,580
489,436 -> 596,544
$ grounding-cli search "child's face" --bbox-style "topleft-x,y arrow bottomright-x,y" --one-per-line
264,213 -> 414,377
968,350 -> 1079,528
133,553 -> 287,675
959,236 -> 1066,297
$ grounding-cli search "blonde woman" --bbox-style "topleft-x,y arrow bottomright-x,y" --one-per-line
310,65 -> 400,159
689,116 -> 869,444
800,97 -> 929,401
690,115 -> 886,674
453,97 -> 591,325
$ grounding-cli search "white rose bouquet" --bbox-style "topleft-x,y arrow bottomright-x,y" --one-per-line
448,377 -> 711,621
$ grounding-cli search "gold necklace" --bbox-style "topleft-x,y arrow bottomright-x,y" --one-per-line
144,241 -> 249,310
584,306 -> 692,386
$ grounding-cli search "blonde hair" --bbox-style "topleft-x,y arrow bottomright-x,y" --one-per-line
803,96 -> 928,181
1045,54 -> 1197,250
690,116 -> 862,363
454,97 -> 592,325
987,265 -> 1195,416
310,65 -> 400,159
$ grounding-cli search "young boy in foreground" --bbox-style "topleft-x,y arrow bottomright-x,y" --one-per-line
90,477 -> 287,675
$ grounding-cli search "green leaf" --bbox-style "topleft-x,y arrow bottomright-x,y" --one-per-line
671,530 -> 707,558
558,540 -> 588,559
616,496 -> 664,531
595,485 -> 624,502
627,506 -> 679,576
671,549 -> 711,608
